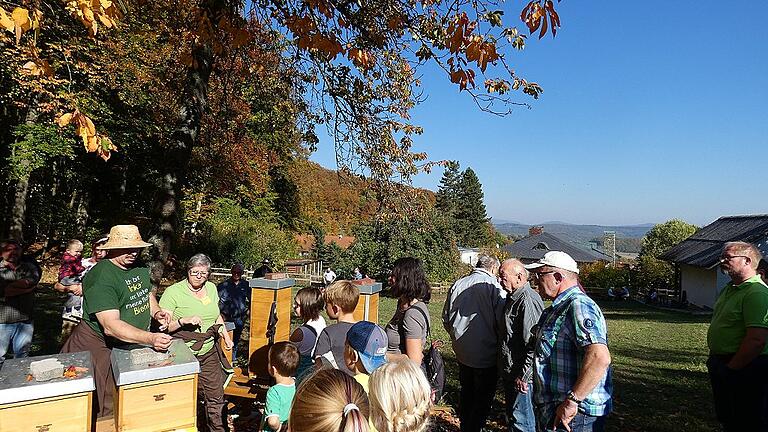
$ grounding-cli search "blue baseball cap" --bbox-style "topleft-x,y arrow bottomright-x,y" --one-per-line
346,321 -> 388,373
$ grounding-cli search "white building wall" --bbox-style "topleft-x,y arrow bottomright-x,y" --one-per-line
680,263 -> 718,309
458,248 -> 480,266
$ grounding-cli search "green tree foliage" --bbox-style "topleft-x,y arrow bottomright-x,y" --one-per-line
455,167 -> 492,247
310,224 -> 328,261
193,199 -> 298,269
435,161 -> 461,218
329,208 -> 460,283
580,262 -> 630,289
637,219 -> 698,291
433,163 -> 493,248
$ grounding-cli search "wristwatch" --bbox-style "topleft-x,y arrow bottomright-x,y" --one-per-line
566,391 -> 582,404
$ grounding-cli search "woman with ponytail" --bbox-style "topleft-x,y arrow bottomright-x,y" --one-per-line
369,360 -> 432,432
289,368 -> 370,432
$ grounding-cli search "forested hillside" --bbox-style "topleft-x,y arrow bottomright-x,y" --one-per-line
288,160 -> 435,234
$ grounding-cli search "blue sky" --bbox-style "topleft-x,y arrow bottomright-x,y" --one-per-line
310,0 -> 768,227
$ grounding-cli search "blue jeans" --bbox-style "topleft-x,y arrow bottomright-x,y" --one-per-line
537,411 -> 606,432
504,380 -> 536,432
0,321 -> 34,363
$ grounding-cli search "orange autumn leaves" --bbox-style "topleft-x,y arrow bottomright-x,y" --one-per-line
284,0 -> 376,70
2,1 -> 121,161
57,110 -> 117,161
64,0 -> 120,36
521,0 -> 561,39
0,6 -> 42,44
446,13 -> 499,91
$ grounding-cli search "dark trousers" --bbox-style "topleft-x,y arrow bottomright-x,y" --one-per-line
231,319 -> 244,361
61,322 -> 114,418
198,348 -> 227,432
707,354 -> 768,432
458,363 -> 498,432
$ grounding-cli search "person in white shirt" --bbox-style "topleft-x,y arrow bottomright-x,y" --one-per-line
323,268 -> 337,287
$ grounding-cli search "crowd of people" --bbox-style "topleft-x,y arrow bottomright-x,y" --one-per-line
1,224 -> 767,432
443,252 -> 612,432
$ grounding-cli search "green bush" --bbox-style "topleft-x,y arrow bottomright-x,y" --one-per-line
193,198 -> 297,269
327,209 -> 462,283
580,262 -> 630,289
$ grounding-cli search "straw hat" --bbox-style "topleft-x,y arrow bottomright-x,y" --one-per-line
97,225 -> 152,250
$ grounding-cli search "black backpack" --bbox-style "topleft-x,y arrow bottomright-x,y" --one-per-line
410,305 -> 446,403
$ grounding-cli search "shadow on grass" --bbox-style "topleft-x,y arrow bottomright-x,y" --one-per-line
600,301 -> 711,325
30,284 -> 67,356
608,343 -> 717,432
611,345 -> 708,365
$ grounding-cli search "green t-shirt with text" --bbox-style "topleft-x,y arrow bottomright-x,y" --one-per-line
82,260 -> 152,340
708,274 -> 768,355
159,280 -> 221,355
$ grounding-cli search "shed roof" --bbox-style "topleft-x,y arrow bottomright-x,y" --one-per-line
502,232 -> 607,263
659,215 -> 768,268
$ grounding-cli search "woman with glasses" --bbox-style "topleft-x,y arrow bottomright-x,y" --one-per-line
159,253 -> 233,432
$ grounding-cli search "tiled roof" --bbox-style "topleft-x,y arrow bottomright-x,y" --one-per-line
502,232 -> 607,263
295,234 -> 356,252
659,215 -> 768,268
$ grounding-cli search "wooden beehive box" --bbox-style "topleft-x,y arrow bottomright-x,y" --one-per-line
111,340 -> 200,432
0,351 -> 95,432
352,280 -> 383,323
248,277 -> 295,378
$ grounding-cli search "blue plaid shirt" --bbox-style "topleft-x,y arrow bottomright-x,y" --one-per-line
532,286 -> 612,419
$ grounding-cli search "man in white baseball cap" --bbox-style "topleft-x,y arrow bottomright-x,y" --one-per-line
526,251 -> 613,432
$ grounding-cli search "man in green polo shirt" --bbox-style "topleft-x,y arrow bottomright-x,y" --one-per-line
707,241 -> 768,432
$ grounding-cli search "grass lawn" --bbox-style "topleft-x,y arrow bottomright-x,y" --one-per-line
27,285 -> 718,432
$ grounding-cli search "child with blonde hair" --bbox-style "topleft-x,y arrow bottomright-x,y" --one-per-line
289,368 -> 369,432
314,280 -> 359,372
369,360 -> 432,432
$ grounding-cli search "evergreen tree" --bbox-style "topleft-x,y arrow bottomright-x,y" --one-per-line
310,225 -> 328,261
455,167 -> 492,247
435,161 -> 461,218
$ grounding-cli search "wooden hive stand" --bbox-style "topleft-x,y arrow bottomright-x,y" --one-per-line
224,276 -> 294,406
352,279 -> 383,324
0,352 -> 95,432
109,340 -> 200,432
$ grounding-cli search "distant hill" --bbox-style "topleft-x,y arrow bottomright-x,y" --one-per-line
494,222 -> 654,252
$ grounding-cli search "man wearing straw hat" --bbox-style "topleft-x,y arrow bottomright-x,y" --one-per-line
62,225 -> 173,418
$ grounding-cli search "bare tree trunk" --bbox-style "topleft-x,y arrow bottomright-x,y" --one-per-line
8,101 -> 41,242
147,3 -> 219,284
9,169 -> 30,242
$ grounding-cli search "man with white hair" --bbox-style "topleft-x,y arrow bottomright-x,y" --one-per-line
443,254 -> 506,432
707,241 -> 768,431
498,259 -> 544,432
527,251 -> 612,432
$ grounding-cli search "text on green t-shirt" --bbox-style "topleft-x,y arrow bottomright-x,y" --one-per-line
82,260 -> 152,339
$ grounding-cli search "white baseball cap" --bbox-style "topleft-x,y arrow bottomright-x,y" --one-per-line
524,251 -> 579,274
